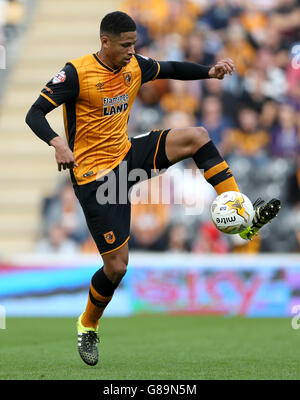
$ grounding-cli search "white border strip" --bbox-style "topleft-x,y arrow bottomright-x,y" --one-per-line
2,253 -> 300,269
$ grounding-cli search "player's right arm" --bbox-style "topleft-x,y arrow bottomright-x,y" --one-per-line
25,64 -> 79,171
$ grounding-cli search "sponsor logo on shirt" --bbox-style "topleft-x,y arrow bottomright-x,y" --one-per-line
102,93 -> 129,116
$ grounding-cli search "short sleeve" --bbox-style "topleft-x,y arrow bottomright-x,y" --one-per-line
40,63 -> 79,107
134,54 -> 160,84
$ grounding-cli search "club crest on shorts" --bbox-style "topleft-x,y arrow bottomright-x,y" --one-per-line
123,72 -> 132,87
104,231 -> 115,244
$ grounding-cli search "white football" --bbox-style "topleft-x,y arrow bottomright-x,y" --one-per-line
210,191 -> 255,234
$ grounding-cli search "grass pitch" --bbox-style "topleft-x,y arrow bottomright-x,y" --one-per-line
0,315 -> 299,380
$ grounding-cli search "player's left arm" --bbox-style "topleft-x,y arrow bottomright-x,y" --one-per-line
157,58 -> 235,80
134,53 -> 235,83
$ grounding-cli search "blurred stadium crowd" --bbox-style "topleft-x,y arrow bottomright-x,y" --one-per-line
0,0 -> 25,94
36,0 -> 300,255
0,0 -> 24,45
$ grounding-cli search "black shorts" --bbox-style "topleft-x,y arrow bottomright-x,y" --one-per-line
74,129 -> 172,255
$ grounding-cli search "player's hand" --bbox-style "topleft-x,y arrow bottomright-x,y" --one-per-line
49,136 -> 78,171
208,58 -> 235,80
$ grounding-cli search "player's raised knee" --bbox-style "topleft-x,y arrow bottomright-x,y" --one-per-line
188,126 -> 210,154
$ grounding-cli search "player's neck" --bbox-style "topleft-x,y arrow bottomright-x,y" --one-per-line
96,51 -> 119,71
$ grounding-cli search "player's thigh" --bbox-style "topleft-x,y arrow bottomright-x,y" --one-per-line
130,129 -> 173,179
73,178 -> 131,257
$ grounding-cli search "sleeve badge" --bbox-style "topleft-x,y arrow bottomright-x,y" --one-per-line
52,70 -> 66,84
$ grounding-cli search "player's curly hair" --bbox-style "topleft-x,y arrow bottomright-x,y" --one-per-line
100,11 -> 136,37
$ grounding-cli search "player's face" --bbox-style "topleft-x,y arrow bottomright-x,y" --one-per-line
104,31 -> 137,68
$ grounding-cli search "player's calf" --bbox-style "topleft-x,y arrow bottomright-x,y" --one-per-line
77,251 -> 128,366
79,246 -> 128,330
165,127 -> 239,195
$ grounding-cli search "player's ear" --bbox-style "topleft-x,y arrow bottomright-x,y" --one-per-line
100,35 -> 110,49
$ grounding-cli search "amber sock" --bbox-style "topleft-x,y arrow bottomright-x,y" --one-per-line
192,141 -> 239,195
81,266 -> 118,330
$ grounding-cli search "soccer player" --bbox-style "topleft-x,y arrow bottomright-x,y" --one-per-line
26,11 -> 280,366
